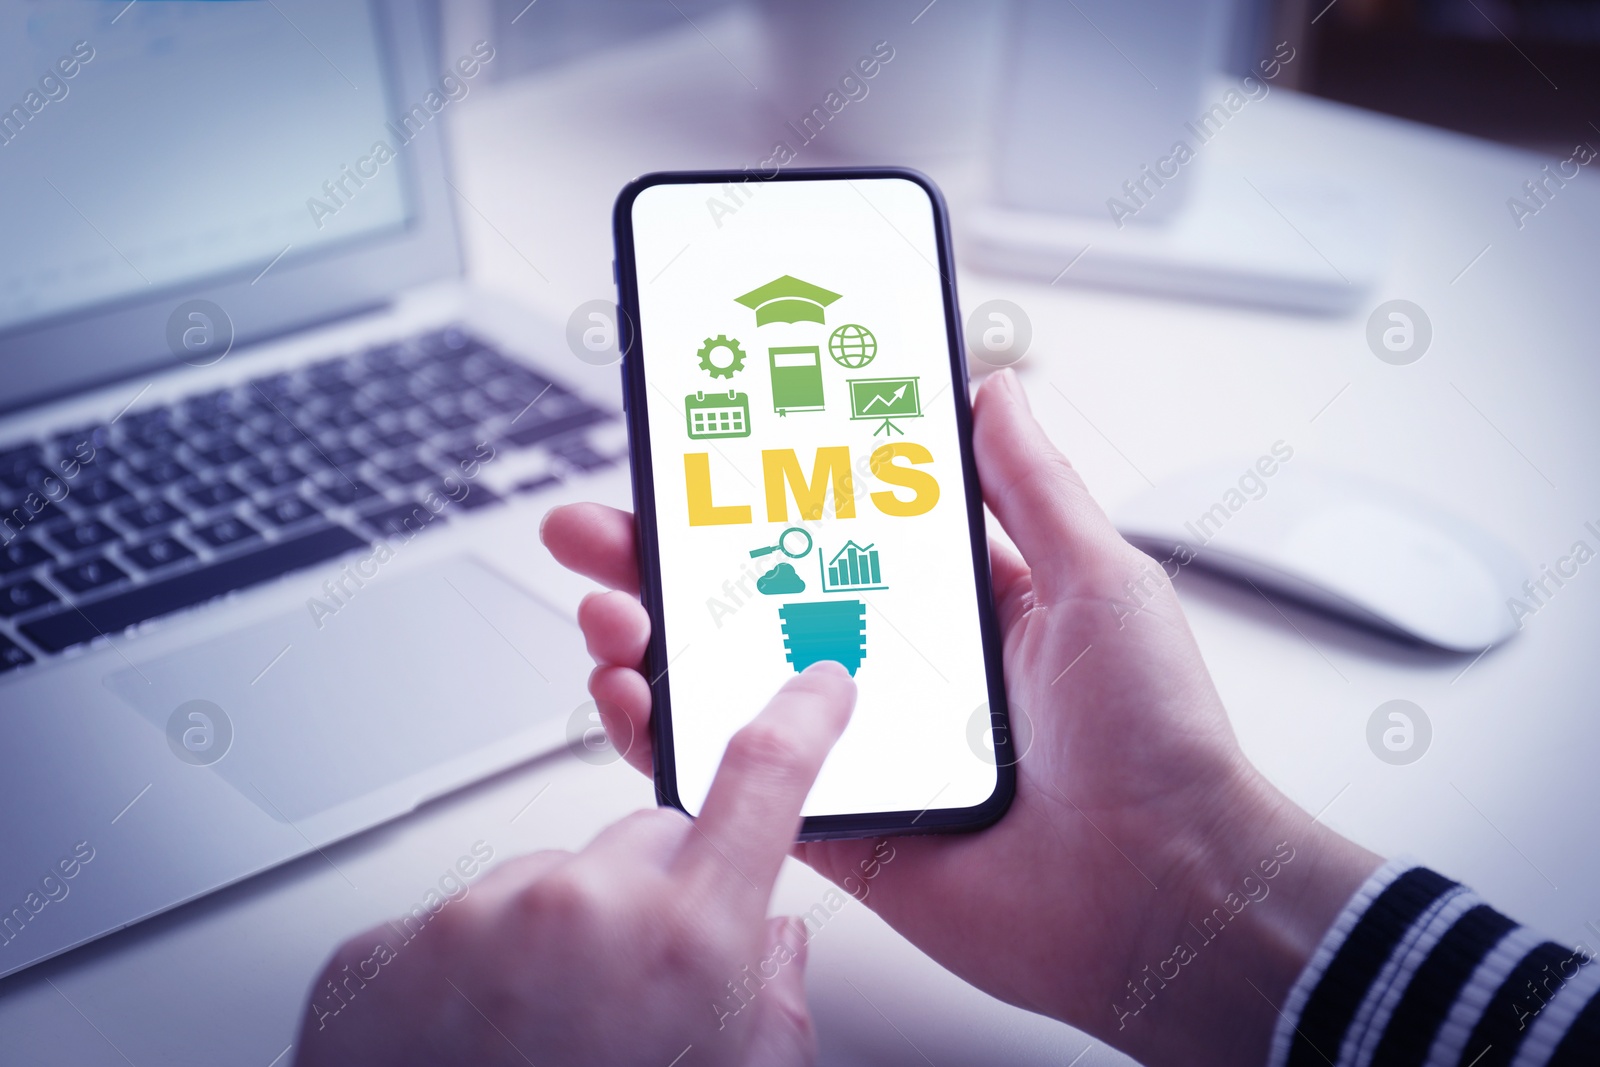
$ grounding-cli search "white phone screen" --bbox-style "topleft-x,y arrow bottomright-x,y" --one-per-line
629,176 -> 999,819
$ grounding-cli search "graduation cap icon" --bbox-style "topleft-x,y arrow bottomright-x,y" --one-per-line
734,275 -> 842,327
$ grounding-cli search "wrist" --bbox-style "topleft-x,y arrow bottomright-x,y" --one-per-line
1103,760 -> 1383,1067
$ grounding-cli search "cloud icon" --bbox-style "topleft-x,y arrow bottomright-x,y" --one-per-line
756,562 -> 806,595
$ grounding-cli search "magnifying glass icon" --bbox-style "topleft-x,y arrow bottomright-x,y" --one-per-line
749,526 -> 813,560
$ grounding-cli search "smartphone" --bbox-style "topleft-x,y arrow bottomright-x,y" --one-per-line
612,168 -> 1013,839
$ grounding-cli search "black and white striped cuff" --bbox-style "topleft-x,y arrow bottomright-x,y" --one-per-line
1267,863 -> 1600,1067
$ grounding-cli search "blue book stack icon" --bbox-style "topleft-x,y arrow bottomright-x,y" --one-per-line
777,600 -> 866,675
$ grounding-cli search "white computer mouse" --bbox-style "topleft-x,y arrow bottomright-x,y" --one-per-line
1114,460 -> 1526,652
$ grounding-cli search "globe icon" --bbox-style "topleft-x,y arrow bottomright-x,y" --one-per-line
828,324 -> 877,368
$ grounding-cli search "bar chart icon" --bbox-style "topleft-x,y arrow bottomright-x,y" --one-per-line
820,540 -> 888,593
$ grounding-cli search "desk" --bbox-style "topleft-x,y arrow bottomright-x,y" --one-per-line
4,13 -> 1597,1066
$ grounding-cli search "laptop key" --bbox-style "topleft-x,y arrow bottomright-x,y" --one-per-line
242,459 -> 306,489
0,633 -> 32,672
131,458 -> 192,487
450,484 -> 503,512
25,467 -> 76,493
116,499 -> 183,530
327,407 -> 367,430
426,408 -> 478,433
1,464 -> 49,492
363,501 -> 443,540
502,407 -> 611,449
252,420 -> 305,448
52,425 -> 110,455
414,362 -> 467,389
125,536 -> 196,571
311,444 -> 365,469
129,425 -> 183,451
72,477 -> 130,505
435,439 -> 491,467
319,479 -> 379,506
196,441 -> 251,466
73,440 -> 119,468
1,496 -> 65,532
47,520 -> 119,553
193,516 -> 258,548
0,539 -> 54,574
372,426 -> 422,451
257,495 -> 319,527
186,480 -> 246,509
53,556 -> 128,594
0,444 -> 42,473
381,460 -> 436,486
383,390 -> 429,413
189,411 -> 247,436
484,372 -> 555,406
0,578 -> 57,617
552,440 -> 616,472
20,524 -> 367,653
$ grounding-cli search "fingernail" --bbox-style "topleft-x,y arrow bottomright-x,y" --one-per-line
538,507 -> 555,545
801,660 -> 851,679
1001,368 -> 1033,412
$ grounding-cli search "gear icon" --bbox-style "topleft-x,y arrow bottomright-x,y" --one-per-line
696,334 -> 746,378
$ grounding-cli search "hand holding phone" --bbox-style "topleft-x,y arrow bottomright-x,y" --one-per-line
546,370 -> 1382,1067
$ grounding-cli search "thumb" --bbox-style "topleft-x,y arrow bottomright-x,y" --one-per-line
972,369 -> 1135,604
742,916 -> 816,1066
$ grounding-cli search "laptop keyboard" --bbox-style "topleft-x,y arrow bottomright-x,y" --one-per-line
0,327 -> 621,672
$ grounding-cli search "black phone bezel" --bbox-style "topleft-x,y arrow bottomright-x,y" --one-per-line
611,166 -> 1015,840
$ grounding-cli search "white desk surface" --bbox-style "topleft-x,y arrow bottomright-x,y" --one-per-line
5,17 -> 1598,1067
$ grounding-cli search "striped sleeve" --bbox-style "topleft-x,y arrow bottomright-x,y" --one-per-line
1266,863 -> 1600,1067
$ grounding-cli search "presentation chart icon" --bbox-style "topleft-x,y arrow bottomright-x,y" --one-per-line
769,346 -> 826,415
778,600 -> 866,676
684,390 -> 751,439
820,539 -> 888,593
828,324 -> 877,368
848,376 -> 922,436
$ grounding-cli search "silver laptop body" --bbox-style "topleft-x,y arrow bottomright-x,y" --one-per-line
0,0 -> 624,979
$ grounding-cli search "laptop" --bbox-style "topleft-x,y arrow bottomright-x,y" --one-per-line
0,0 -> 628,979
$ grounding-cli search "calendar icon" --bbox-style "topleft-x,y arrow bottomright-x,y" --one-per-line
684,390 -> 751,439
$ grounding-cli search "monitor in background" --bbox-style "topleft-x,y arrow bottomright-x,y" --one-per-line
0,2 -> 409,334
0,0 -> 462,416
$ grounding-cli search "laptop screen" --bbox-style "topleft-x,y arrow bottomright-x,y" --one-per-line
0,2 -> 411,336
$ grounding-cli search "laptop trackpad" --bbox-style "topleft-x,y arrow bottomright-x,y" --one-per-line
104,556 -> 583,823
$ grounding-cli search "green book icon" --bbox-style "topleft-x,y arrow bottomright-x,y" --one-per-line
769,346 -> 825,415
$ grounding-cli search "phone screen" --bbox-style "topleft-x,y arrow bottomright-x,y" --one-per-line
623,174 -> 1005,825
